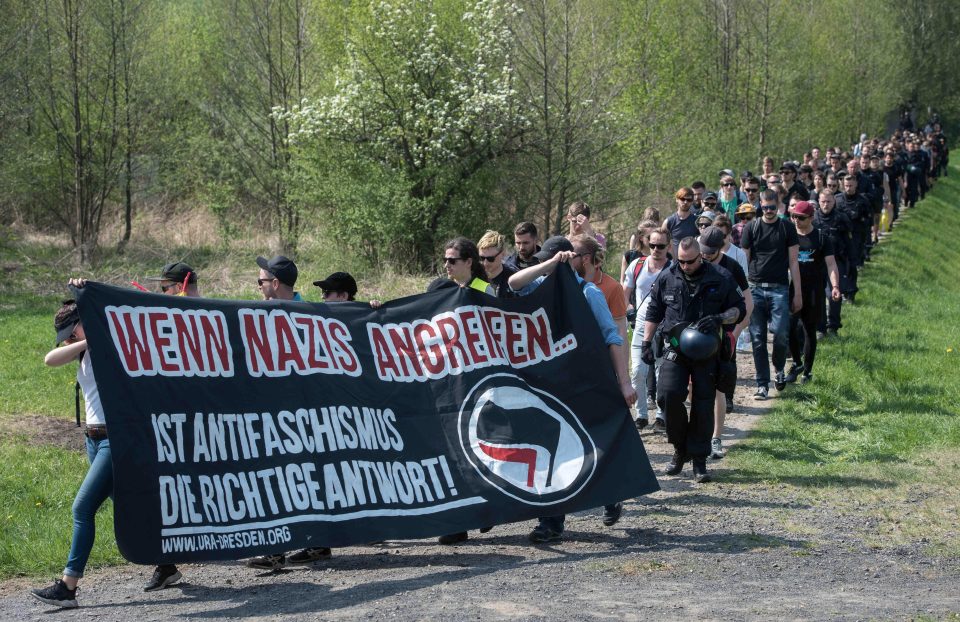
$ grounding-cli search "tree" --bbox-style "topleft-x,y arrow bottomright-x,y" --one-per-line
508,0 -> 638,236
29,0 -> 133,263
285,0 -> 526,269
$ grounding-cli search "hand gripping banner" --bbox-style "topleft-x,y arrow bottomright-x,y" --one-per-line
76,268 -> 659,564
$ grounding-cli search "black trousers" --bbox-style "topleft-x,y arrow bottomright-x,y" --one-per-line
820,265 -> 844,331
657,352 -> 715,458
790,287 -> 823,374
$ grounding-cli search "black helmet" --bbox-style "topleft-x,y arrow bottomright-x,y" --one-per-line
678,326 -> 719,361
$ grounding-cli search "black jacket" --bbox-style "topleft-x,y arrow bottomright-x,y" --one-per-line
835,192 -> 872,226
644,261 -> 746,338
814,208 -> 853,261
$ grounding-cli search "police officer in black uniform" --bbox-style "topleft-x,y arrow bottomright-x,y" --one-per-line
834,174 -> 871,303
640,237 -> 746,483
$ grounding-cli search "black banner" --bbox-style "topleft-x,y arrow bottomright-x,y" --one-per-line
76,268 -> 659,564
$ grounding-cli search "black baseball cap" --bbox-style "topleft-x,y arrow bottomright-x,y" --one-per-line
146,261 -> 197,283
780,161 -> 799,173
533,235 -> 574,262
698,226 -> 727,255
54,300 -> 80,344
313,271 -> 358,297
256,255 -> 298,287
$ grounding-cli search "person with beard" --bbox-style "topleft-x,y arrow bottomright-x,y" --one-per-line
784,202 -> 841,384
740,189 -> 802,399
698,227 -> 751,459
640,237 -> 745,483
504,221 -> 541,271
814,190 -> 853,338
509,236 -> 636,542
834,174 -> 872,303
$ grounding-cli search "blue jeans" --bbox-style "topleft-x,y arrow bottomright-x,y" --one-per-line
749,284 -> 790,387
64,437 -> 113,578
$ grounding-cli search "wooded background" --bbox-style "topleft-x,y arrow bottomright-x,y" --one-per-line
1,0 -> 957,270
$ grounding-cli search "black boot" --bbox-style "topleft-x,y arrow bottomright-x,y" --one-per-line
692,458 -> 711,483
663,451 -> 687,476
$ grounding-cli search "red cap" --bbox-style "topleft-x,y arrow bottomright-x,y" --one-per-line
790,201 -> 815,218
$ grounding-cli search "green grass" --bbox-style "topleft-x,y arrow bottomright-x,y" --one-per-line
0,439 -> 124,579
730,165 -> 960,555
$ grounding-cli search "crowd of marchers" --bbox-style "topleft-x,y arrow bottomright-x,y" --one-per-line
28,115 -> 948,609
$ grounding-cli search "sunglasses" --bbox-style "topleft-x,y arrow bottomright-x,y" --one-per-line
703,201 -> 718,207
697,221 -> 711,228
160,283 -> 179,292
648,243 -> 667,250
677,255 -> 701,266
721,182 -> 736,187
479,250 -> 502,262
745,188 -> 758,193
790,214 -> 809,221
760,204 -> 778,211
256,278 -> 275,286
680,196 -> 694,202
443,257 -> 464,265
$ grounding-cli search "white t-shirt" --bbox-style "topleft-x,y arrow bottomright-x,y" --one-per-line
625,257 -> 668,345
77,353 -> 106,426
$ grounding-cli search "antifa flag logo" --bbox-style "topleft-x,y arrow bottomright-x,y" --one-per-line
458,374 -> 596,505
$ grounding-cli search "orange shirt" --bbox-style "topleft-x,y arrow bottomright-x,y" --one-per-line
593,271 -> 627,320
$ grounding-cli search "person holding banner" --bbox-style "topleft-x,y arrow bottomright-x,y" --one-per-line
640,237 -> 746,483
55,272 -> 187,594
145,261 -> 199,297
443,237 -> 495,295
246,256 -> 334,570
30,300 -> 181,608
509,235 -> 637,543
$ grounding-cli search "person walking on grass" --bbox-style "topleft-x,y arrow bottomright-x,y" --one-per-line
740,189 -> 802,400
509,235 -> 637,542
784,202 -> 842,384
30,302 -> 109,608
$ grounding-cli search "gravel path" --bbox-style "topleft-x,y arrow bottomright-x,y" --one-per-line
4,351 -> 959,621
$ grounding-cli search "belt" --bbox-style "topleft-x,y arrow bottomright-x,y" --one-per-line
84,426 -> 108,440
749,281 -> 785,289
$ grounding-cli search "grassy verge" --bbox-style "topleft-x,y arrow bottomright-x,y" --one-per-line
730,164 -> 960,556
0,439 -> 124,579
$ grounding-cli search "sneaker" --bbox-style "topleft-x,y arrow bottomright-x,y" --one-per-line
663,451 -> 687,475
144,565 -> 182,591
692,458 -> 711,483
710,437 -> 725,460
725,396 -> 734,413
774,371 -> 787,392
826,328 -> 839,338
479,525 -> 494,533
635,417 -> 648,431
753,386 -> 768,401
652,418 -> 667,433
784,363 -> 803,384
602,502 -> 623,527
816,331 -> 827,340
800,373 -> 813,384
246,554 -> 286,570
529,524 -> 562,543
288,547 -> 332,564
438,532 -> 468,545
30,579 -> 78,608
